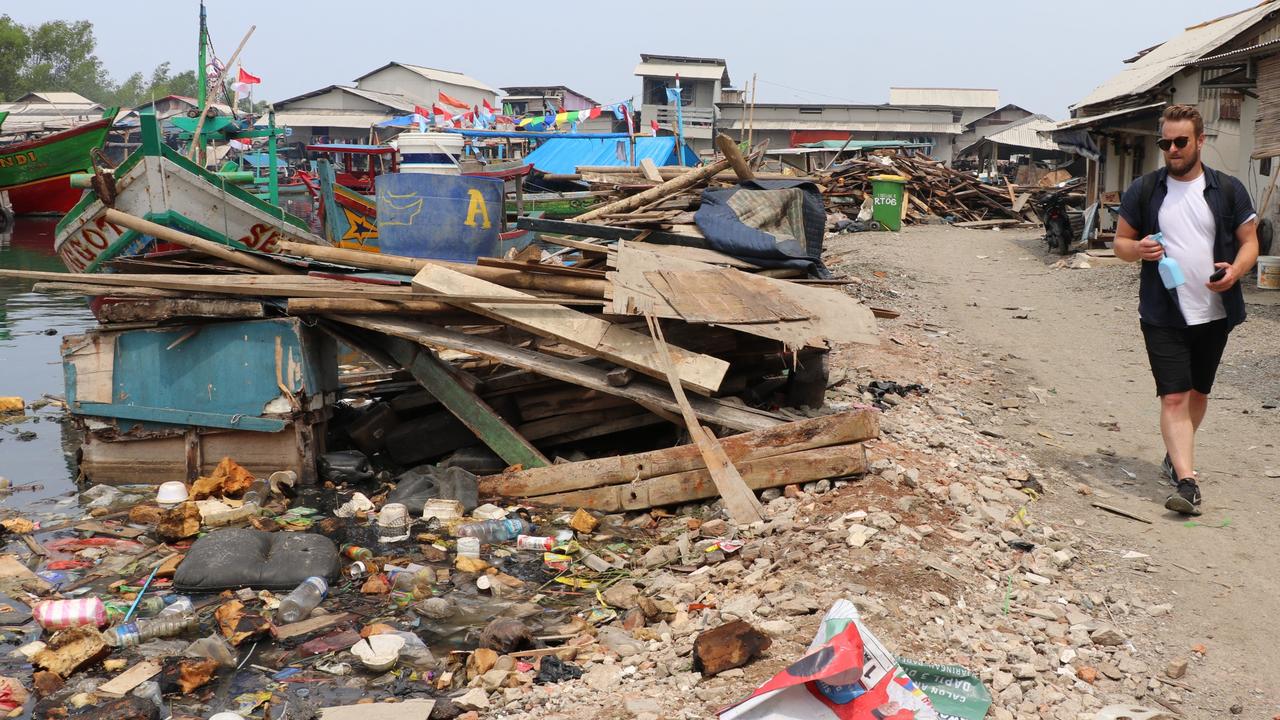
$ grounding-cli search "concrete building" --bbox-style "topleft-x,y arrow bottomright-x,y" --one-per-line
1053,1 -> 1280,212
717,103 -> 964,165
888,87 -> 999,126
635,54 -> 730,152
955,103 -> 1036,155
273,62 -> 499,144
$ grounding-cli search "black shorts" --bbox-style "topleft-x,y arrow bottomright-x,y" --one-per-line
1141,319 -> 1231,396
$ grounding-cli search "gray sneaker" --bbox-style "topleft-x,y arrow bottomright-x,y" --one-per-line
1165,479 -> 1203,516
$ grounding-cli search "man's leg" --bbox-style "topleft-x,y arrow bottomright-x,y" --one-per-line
1188,390 -> 1209,432
1160,391 -> 1196,481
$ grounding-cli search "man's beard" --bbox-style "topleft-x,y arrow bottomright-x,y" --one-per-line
1167,147 -> 1200,177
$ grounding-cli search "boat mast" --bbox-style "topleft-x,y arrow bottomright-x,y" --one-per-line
197,2 -> 207,111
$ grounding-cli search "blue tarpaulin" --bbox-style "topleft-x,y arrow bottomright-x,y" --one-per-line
693,180 -> 830,278
522,136 -> 698,175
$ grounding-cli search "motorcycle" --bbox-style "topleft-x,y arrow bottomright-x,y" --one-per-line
1039,178 -> 1085,255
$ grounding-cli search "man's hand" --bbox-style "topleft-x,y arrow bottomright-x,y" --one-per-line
1207,261 -> 1239,292
1137,235 -> 1165,261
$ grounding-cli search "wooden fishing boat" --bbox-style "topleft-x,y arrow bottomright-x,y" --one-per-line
0,112 -> 115,216
54,110 -> 321,273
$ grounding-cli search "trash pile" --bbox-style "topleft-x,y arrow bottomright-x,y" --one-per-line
816,153 -> 1063,227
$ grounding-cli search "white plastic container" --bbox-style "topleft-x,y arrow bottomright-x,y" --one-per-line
377,503 -> 411,543
395,131 -> 463,175
1258,255 -> 1280,290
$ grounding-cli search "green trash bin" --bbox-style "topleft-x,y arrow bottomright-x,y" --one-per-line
869,174 -> 908,231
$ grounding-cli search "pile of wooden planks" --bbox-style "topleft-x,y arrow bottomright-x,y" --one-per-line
13,195 -> 880,518
818,152 -> 1063,227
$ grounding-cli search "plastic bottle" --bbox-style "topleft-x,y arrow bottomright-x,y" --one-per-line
1151,232 -> 1187,289
341,544 -> 374,562
104,613 -> 199,647
276,577 -> 328,624
455,518 -> 534,543
160,596 -> 193,616
241,479 -> 270,505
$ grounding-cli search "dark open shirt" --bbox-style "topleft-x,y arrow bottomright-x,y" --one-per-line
1117,165 -> 1255,329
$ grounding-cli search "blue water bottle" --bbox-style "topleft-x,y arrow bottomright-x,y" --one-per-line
1150,232 -> 1185,289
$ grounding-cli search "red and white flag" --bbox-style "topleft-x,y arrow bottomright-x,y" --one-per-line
232,66 -> 261,96
650,119 -> 660,135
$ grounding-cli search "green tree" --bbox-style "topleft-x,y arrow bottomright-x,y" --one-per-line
0,16 -> 31,101
19,19 -> 111,101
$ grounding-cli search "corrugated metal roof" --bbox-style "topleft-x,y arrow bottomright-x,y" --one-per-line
1177,35 -> 1280,64
1073,1 -> 1280,109
634,62 -> 728,82
797,140 -> 933,150
959,115 -> 1062,155
398,64 -> 498,94
14,91 -> 99,106
720,119 -> 963,134
1053,101 -> 1167,130
269,111 -> 396,129
889,87 -> 999,108
522,136 -> 699,175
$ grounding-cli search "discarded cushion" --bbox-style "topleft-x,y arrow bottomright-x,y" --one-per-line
694,180 -> 830,277
173,528 -> 338,592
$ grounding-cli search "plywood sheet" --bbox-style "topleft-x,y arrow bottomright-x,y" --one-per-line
610,242 -> 877,349
62,333 -> 115,404
645,269 -> 809,324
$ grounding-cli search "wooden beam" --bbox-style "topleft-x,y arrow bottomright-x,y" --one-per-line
478,409 -> 877,498
639,158 -> 663,182
715,134 -> 755,182
103,209 -> 298,276
572,158 -> 732,222
516,216 -> 704,245
380,337 -> 549,469
96,298 -> 266,324
531,443 -> 867,511
272,240 -> 607,298
411,264 -> 728,395
643,314 -> 762,524
331,314 -> 779,432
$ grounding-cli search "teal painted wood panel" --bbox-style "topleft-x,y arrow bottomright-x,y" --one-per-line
65,318 -> 336,432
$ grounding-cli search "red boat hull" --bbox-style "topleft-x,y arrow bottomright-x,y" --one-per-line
4,173 -> 85,215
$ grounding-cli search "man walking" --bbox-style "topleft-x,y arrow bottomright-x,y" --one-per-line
1114,104 -> 1259,515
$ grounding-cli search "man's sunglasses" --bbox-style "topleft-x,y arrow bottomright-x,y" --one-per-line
1157,136 -> 1191,151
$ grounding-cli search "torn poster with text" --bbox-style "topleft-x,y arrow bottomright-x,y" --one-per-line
719,599 -> 940,719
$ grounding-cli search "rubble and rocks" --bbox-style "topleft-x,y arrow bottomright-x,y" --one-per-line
691,620 -> 772,677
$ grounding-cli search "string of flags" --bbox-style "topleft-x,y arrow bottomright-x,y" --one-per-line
407,92 -> 648,134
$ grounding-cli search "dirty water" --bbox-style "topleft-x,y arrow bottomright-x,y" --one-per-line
0,218 -> 94,510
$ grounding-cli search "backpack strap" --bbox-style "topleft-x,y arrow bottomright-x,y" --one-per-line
1138,170 -> 1161,235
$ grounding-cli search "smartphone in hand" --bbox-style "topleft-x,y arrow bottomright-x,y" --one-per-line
1209,267 -> 1227,282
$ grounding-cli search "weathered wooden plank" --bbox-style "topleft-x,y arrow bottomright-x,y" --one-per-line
411,264 -> 729,395
332,314 -> 779,432
97,299 -> 266,324
645,269 -> 809,324
381,337 -> 548,469
273,240 -> 607,297
532,443 -> 867,511
96,660 -> 163,697
573,158 -> 731,222
479,409 -> 878,498
644,313 -> 762,524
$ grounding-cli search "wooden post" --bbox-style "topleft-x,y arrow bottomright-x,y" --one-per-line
381,337 -> 549,468
103,209 -> 299,276
715,134 -> 755,182
571,158 -> 731,223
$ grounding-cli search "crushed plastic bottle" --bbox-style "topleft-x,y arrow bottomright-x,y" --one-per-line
104,613 -> 198,647
276,577 -> 327,624
455,518 -> 534,543
160,596 -> 193,616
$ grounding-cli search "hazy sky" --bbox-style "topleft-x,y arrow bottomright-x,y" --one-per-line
5,0 -> 1238,117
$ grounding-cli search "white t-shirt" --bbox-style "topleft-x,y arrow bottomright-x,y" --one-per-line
1158,173 -> 1225,325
